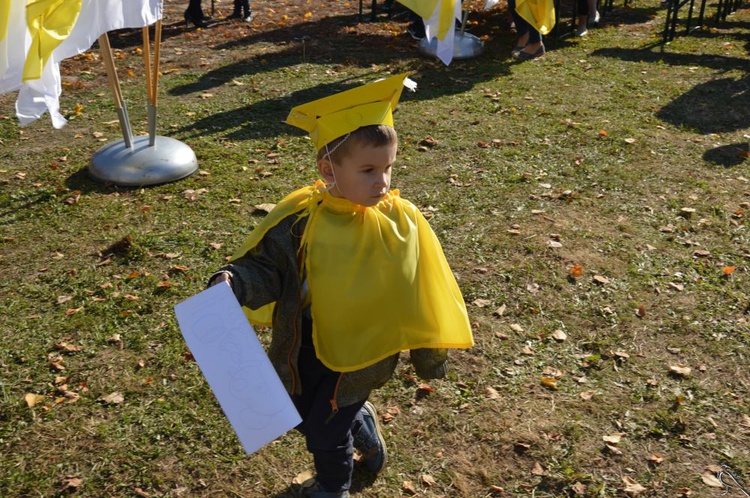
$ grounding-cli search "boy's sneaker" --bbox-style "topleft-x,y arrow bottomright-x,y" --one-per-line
353,401 -> 387,474
243,11 -> 253,22
305,484 -> 349,498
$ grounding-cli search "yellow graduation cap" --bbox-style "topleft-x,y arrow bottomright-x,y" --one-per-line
285,73 -> 414,150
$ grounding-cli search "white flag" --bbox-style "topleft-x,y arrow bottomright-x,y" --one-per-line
398,0 -> 461,65
0,0 -> 162,129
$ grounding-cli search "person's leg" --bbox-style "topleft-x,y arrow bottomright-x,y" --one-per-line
294,317 -> 362,495
228,0 -> 242,18
576,0 -> 589,36
185,0 -> 207,26
588,0 -> 600,23
508,0 -> 530,52
516,25 -> 543,58
241,0 -> 253,21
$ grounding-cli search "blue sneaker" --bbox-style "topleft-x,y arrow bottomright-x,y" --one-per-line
353,401 -> 388,474
306,485 -> 349,498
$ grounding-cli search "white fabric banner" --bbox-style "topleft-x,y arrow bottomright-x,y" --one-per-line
0,0 -> 162,129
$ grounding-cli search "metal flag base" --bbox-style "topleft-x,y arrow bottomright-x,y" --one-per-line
88,135 -> 198,187
418,31 -> 484,60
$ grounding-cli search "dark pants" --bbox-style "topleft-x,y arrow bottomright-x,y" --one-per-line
293,317 -> 366,493
186,0 -> 203,17
577,0 -> 590,16
509,0 -> 542,44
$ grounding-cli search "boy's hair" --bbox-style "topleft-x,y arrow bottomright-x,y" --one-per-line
317,125 -> 397,164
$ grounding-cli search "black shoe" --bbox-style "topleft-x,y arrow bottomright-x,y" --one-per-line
407,23 -> 425,40
184,10 -> 207,28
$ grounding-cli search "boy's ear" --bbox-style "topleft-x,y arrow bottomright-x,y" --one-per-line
317,157 -> 335,183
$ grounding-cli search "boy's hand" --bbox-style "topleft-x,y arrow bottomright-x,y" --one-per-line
208,272 -> 233,288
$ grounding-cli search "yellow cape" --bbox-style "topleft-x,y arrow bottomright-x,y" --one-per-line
515,0 -> 555,35
231,182 -> 473,372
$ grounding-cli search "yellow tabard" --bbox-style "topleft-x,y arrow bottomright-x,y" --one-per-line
231,182 -> 473,372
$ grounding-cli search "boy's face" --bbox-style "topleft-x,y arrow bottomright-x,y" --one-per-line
319,141 -> 397,207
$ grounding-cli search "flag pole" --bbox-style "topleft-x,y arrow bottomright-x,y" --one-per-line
98,33 -> 134,149
148,19 -> 162,146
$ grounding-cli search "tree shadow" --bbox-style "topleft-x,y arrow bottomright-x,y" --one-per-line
656,73 -> 750,133
591,45 -> 750,72
167,9 -> 515,141
702,142 -> 749,167
168,11 -> 513,99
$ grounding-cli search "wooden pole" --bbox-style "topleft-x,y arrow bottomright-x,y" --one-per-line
98,33 -> 133,148
142,26 -> 153,104
152,20 -> 162,107
98,34 -> 123,109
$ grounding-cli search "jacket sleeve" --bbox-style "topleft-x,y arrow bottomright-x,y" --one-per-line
410,348 -> 448,379
210,216 -> 300,311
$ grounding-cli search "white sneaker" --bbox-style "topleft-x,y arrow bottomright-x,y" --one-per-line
592,10 -> 600,23
242,12 -> 253,22
576,25 -> 589,37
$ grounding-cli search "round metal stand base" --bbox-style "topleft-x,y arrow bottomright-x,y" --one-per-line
418,31 -> 484,60
88,135 -> 198,187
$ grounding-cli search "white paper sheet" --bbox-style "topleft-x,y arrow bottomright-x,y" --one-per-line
174,282 -> 301,454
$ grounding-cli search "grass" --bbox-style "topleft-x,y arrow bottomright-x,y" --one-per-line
1,0 -> 749,496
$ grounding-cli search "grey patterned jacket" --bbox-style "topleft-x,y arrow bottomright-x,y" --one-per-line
212,212 -> 448,410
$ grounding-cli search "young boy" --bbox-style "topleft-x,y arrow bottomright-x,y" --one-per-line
208,74 -> 473,498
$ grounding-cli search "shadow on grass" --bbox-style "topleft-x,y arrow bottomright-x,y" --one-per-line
657,73 -> 750,133
703,142 -> 749,167
168,12 -> 514,142
592,46 -> 749,132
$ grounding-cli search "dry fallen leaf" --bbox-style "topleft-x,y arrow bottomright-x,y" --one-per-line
569,265 -> 584,279
24,393 -> 47,408
646,453 -> 664,464
603,433 -> 624,444
571,481 -> 586,495
636,305 -> 646,318
421,474 -> 437,486
551,329 -> 567,342
98,392 -> 125,405
605,444 -> 622,455
473,298 -> 492,308
486,387 -> 501,400
254,203 -> 276,213
402,480 -> 418,495
53,342 -> 82,353
621,476 -> 646,496
670,365 -> 692,377
701,471 -> 723,488
530,461 -> 546,476
593,275 -> 609,285
540,377 -> 558,390
61,475 -> 83,491
292,470 -> 315,486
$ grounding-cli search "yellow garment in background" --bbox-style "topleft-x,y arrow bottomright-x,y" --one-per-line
231,182 -> 473,372
0,2 -> 10,42
515,0 -> 555,35
24,0 -> 84,81
397,0 -> 455,40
